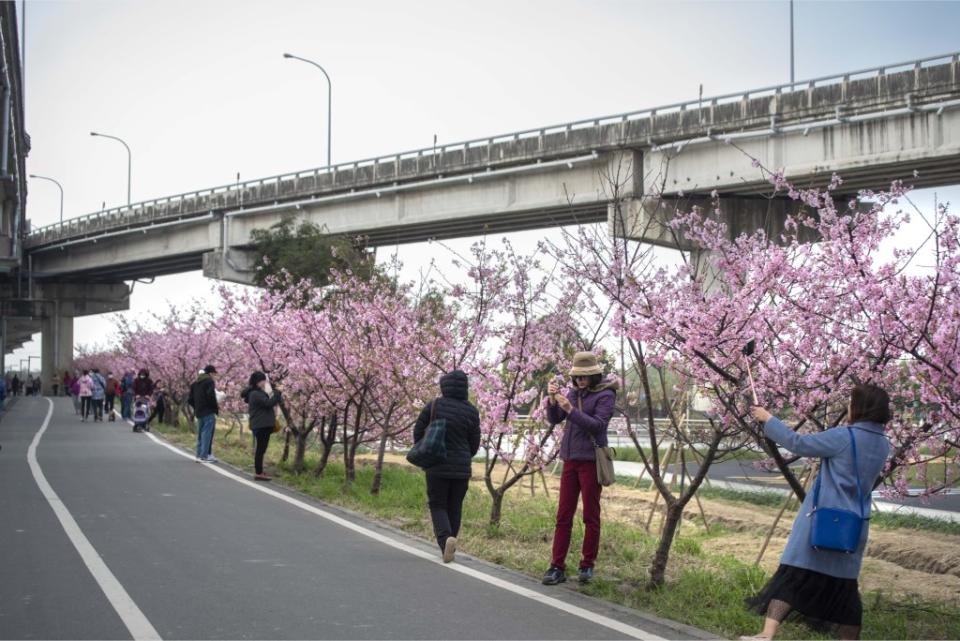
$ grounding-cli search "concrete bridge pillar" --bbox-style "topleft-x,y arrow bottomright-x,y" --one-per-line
613,195 -> 816,250
28,282 -> 131,395
613,195 -> 820,292
41,310 -> 73,395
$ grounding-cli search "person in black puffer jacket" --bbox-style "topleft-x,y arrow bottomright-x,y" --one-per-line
413,370 -> 481,564
240,371 -> 282,482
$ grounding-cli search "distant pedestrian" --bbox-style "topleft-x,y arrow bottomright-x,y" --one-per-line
744,384 -> 892,641
188,365 -> 220,463
541,352 -> 618,586
120,370 -> 135,419
104,372 -> 120,421
412,370 -> 481,564
70,374 -> 81,414
62,371 -> 73,397
133,368 -> 154,398
11,374 -> 19,397
148,379 -> 167,426
78,370 -> 93,422
240,371 -> 282,481
90,369 -> 106,421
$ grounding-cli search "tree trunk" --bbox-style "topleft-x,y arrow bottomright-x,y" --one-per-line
370,430 -> 390,495
648,502 -> 683,587
344,448 -> 356,483
344,405 -> 363,485
281,430 -> 291,463
342,431 -> 356,484
314,442 -> 333,477
314,414 -> 337,477
488,490 -> 505,528
293,430 -> 309,473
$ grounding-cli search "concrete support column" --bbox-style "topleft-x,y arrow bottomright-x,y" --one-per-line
41,310 -> 73,396
614,195 -> 816,250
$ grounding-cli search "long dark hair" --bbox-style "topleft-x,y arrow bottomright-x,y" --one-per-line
849,384 -> 892,424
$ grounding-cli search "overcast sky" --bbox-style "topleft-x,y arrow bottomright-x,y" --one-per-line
8,0 -> 960,369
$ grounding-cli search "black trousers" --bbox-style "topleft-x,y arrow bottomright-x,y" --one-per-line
426,476 -> 469,551
148,399 -> 165,424
253,428 -> 272,474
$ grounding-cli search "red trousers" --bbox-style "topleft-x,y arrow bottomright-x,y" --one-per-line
550,459 -> 602,570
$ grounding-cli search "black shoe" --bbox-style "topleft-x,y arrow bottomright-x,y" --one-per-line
578,566 -> 594,584
542,566 -> 566,586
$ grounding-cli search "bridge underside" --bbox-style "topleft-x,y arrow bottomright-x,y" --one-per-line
649,108 -> 960,196
21,105 -> 960,287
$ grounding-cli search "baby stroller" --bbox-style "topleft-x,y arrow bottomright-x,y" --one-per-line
132,396 -> 151,433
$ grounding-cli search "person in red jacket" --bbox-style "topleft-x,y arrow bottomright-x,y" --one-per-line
104,372 -> 121,421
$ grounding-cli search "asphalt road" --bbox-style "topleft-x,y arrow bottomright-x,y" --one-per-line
0,397 -> 704,641
617,454 -> 960,515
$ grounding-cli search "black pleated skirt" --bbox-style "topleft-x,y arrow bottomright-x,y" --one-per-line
746,564 -> 863,630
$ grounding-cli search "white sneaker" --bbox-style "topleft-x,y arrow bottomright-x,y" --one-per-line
204,455 -> 218,463
195,457 -> 203,463
443,537 -> 458,563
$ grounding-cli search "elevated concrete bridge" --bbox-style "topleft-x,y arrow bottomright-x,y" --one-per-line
15,51 -> 960,392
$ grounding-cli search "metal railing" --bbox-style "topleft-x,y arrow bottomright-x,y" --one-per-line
27,50 -> 960,244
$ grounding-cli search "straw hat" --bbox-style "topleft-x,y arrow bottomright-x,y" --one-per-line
568,351 -> 603,377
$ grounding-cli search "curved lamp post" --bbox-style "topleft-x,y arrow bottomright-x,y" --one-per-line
29,173 -> 64,223
283,53 -> 332,168
90,131 -> 132,205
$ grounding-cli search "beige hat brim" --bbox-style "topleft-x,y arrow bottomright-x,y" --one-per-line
569,365 -> 603,376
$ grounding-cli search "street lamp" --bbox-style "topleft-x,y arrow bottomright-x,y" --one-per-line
283,53 -> 332,168
90,131 -> 132,205
29,174 -> 64,223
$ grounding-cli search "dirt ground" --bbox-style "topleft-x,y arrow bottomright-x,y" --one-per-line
450,456 -> 960,605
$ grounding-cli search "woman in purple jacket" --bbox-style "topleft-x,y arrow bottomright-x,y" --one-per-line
541,351 -> 618,586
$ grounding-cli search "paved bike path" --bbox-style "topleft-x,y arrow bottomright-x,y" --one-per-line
0,397 -> 707,640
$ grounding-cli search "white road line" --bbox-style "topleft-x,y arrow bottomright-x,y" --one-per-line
142,429 -> 666,641
28,399 -> 161,640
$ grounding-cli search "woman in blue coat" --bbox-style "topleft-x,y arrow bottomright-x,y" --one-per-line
744,385 -> 891,640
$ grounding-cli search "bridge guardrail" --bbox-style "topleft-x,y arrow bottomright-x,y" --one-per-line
25,51 -> 960,248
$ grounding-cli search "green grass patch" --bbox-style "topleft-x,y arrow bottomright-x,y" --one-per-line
698,486 -> 789,509
153,421 -> 960,640
872,511 -> 960,536
699,486 -> 960,536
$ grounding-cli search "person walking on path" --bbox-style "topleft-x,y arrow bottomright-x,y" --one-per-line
541,352 -> 618,586
188,365 -> 220,463
78,370 -> 94,422
69,373 -> 81,414
412,370 -> 481,564
90,369 -> 107,421
104,372 -> 120,421
62,371 -> 73,397
743,384 -> 892,641
147,379 -> 167,427
240,371 -> 282,482
120,370 -> 135,420
133,368 -> 154,398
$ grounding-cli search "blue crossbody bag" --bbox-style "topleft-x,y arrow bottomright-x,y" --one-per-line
809,427 -> 866,554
